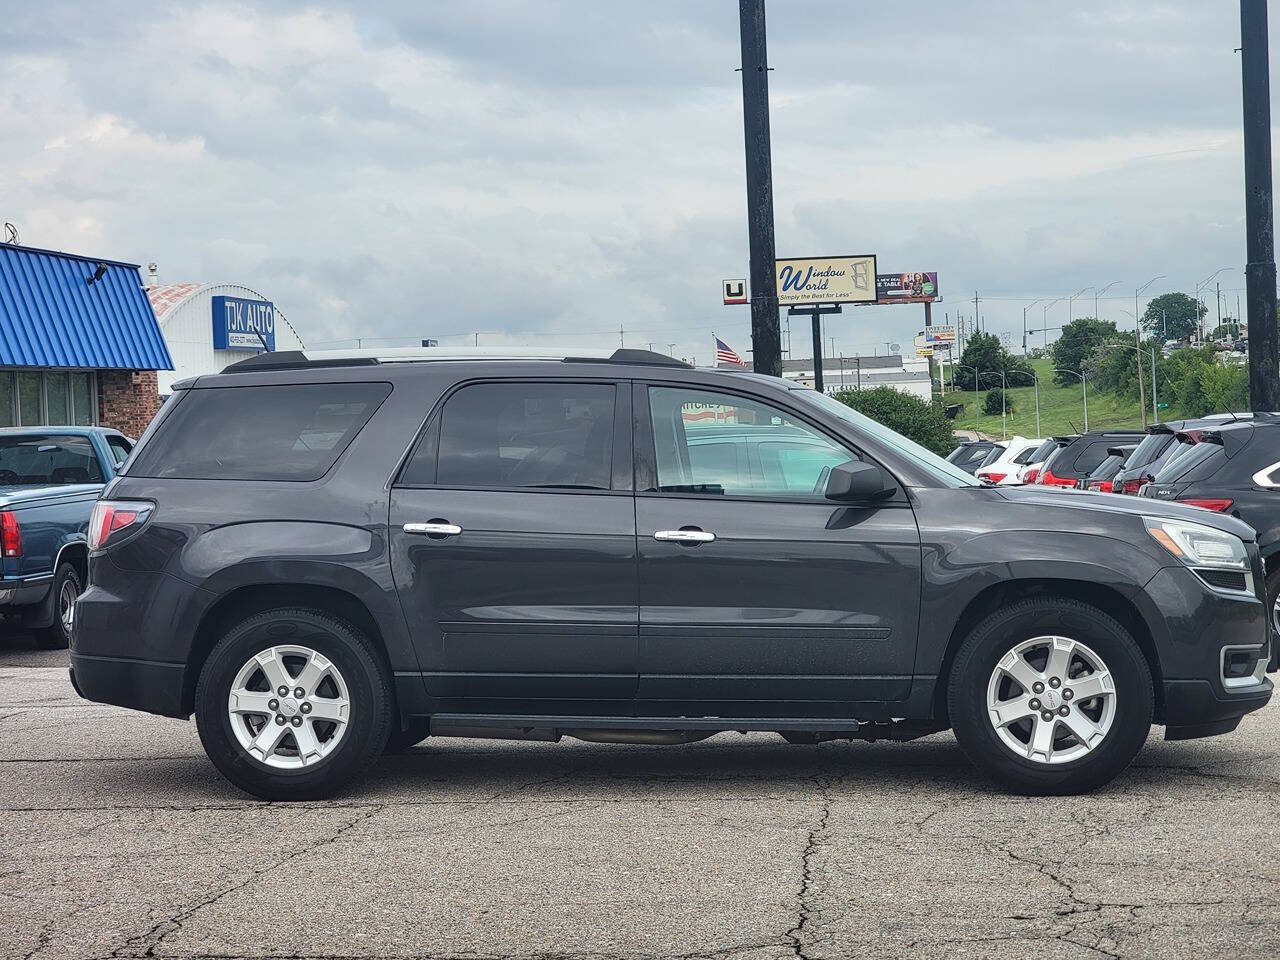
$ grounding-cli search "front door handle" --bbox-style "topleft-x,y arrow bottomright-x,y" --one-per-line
654,529 -> 716,544
403,521 -> 463,537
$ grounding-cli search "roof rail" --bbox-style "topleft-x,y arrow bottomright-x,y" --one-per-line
222,346 -> 692,374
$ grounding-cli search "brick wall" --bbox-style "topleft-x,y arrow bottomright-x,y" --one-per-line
97,370 -> 162,437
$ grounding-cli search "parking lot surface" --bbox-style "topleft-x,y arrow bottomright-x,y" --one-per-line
2,642 -> 1277,960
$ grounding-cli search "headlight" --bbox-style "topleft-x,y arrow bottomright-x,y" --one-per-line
1143,516 -> 1247,569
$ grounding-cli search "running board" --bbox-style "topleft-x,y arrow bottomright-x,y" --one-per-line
428,713 -> 943,743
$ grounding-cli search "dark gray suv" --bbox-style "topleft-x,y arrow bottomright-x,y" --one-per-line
70,348 -> 1274,800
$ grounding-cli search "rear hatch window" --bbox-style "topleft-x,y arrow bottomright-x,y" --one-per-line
1152,439 -> 1224,485
126,382 -> 391,481
1124,431 -> 1173,471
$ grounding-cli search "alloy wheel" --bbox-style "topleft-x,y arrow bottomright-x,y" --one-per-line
58,578 -> 77,637
227,644 -> 350,769
986,635 -> 1116,765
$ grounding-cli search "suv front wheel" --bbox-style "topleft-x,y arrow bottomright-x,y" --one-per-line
195,608 -> 392,800
948,597 -> 1154,794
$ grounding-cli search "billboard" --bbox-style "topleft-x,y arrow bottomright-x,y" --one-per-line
924,324 -> 955,344
722,279 -> 748,305
775,255 -> 877,306
869,271 -> 940,305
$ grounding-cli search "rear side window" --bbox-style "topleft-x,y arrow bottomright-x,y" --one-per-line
127,383 -> 390,481
428,382 -> 616,490
0,434 -> 103,485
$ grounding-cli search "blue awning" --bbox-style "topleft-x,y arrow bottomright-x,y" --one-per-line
0,243 -> 174,370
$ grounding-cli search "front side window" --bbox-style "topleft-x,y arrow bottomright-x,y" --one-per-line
433,381 -> 616,490
648,387 -> 855,497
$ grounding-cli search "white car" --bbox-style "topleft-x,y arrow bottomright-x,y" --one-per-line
974,436 -> 1047,485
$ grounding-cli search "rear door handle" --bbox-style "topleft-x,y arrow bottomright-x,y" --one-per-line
654,529 -> 716,544
403,522 -> 463,537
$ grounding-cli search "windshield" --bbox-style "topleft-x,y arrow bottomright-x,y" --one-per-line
795,390 -> 981,487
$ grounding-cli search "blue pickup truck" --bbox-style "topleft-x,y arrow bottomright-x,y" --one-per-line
0,427 -> 133,648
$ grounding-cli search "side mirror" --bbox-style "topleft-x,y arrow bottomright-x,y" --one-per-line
825,460 -> 894,503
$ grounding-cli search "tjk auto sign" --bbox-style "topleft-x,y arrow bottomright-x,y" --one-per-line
775,255 -> 877,307
212,295 -> 276,352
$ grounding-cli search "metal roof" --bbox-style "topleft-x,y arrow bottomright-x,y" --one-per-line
0,243 -> 174,370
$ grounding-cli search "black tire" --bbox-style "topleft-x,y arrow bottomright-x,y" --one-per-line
1265,564 -> 1280,639
34,562 -> 81,650
383,718 -> 431,754
195,607 -> 392,801
948,597 -> 1153,795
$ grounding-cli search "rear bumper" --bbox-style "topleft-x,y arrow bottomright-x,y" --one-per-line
69,653 -> 189,718
0,579 -> 52,609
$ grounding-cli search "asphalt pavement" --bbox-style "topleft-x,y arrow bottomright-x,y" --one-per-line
2,638 -> 1277,960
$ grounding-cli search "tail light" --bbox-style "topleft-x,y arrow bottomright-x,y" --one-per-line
1038,469 -> 1076,488
983,473 -> 1006,484
1120,478 -> 1142,495
1177,498 -> 1234,512
1099,481 -> 1114,493
1022,468 -> 1039,484
1,511 -> 21,558
88,499 -> 154,551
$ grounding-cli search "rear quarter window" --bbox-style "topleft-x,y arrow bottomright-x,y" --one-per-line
126,382 -> 391,481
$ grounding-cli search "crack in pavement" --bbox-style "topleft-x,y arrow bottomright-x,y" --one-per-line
103,805 -> 385,959
783,778 -> 832,960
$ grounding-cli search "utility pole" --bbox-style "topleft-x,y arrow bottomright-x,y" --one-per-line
1241,0 -> 1280,410
973,292 -> 981,335
738,0 -> 782,377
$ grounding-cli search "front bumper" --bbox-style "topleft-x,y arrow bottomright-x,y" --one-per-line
1136,564 -> 1274,740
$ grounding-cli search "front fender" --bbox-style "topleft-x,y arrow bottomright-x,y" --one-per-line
914,529 -> 1166,679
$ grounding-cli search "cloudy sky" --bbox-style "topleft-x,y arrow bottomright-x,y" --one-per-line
0,1 -> 1267,363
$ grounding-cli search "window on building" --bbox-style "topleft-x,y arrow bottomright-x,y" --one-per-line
0,371 -> 97,427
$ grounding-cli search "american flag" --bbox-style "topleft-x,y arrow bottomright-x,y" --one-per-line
715,337 -> 746,367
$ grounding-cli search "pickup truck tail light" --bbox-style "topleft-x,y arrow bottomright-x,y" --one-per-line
1177,498 -> 1234,513
88,500 -> 154,551
1,511 -> 21,558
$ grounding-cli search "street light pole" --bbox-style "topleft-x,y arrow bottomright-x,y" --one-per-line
958,365 -> 980,435
1069,287 -> 1091,325
1133,276 -> 1165,429
1008,369 -> 1040,437
1021,299 -> 1041,355
1041,298 -> 1064,351
1054,368 -> 1089,432
1095,280 -> 1122,320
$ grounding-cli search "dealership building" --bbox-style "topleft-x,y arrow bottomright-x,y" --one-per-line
0,243 -> 174,436
145,274 -> 304,394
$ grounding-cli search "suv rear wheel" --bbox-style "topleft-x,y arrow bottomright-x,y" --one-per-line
948,597 -> 1153,794
195,608 -> 392,800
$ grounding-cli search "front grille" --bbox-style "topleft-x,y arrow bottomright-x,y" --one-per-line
1194,567 -> 1250,593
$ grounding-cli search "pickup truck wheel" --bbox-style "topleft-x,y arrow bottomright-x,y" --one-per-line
34,563 -> 81,650
948,598 -> 1153,795
195,608 -> 392,801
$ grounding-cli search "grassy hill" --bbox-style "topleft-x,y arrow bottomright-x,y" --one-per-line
938,358 -> 1182,439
